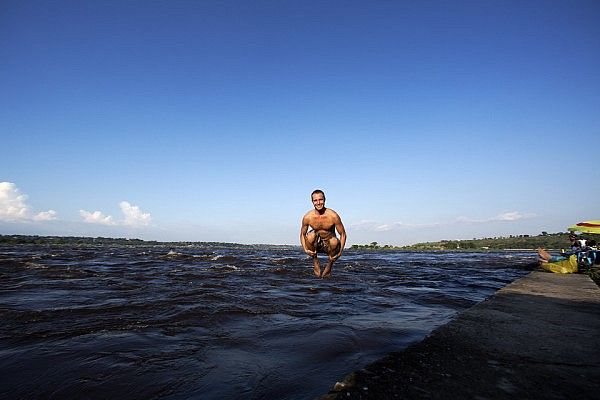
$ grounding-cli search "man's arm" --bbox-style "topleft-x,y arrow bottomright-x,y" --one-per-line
300,215 -> 315,256
333,213 -> 346,260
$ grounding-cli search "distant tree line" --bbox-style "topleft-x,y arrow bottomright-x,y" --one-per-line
0,235 -> 291,249
351,232 -> 580,251
351,241 -> 396,249
0,232 -> 587,251
0,235 -> 154,246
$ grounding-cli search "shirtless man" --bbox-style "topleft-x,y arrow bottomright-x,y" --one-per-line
300,189 -> 347,278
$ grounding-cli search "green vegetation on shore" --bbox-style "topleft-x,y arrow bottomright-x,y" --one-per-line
352,232 -> 578,251
0,235 -> 153,246
0,235 -> 288,249
0,232 -> 584,251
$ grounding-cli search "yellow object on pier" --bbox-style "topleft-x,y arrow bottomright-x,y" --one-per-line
541,255 -> 578,274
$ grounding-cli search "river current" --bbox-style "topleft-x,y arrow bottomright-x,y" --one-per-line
0,245 -> 533,399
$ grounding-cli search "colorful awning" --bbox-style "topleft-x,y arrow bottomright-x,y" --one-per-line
567,220 -> 600,234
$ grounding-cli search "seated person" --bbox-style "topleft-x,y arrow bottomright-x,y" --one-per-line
539,240 -> 599,268
538,247 -> 566,263
538,232 -> 598,264
559,233 -> 588,257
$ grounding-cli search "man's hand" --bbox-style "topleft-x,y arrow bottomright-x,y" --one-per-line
305,249 -> 317,258
330,252 -> 342,262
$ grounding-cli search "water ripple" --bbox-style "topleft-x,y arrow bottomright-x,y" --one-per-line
0,245 -> 532,399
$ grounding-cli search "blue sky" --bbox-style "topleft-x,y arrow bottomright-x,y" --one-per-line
1,1 -> 599,245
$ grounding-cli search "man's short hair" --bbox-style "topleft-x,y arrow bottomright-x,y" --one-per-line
311,189 -> 325,200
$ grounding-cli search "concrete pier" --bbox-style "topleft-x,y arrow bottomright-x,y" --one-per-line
319,271 -> 600,399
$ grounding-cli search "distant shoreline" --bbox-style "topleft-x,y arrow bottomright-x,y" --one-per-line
0,234 -> 296,248
352,232 -> 575,251
0,233 -> 573,251
0,234 -> 564,255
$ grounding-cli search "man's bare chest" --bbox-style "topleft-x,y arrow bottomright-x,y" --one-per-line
309,214 -> 335,230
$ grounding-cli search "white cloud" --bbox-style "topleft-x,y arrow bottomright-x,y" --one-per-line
0,182 -> 30,220
120,201 -> 152,226
350,219 -> 440,232
80,210 -> 116,225
34,210 -> 58,221
351,212 -> 535,233
493,211 -> 535,221
1,183 -> 151,228
374,224 -> 393,232
0,182 -> 57,222
79,201 -> 151,227
350,220 -> 379,231
455,216 -> 481,223
456,211 -> 536,223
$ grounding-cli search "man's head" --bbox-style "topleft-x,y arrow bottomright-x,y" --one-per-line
311,189 -> 326,211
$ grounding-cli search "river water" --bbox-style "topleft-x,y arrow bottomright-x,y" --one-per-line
0,245 -> 533,399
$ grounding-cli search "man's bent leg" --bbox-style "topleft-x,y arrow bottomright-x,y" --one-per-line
537,247 -> 552,262
322,238 -> 340,278
305,232 -> 321,277
305,231 -> 317,249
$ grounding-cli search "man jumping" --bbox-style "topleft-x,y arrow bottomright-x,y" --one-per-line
300,189 -> 347,278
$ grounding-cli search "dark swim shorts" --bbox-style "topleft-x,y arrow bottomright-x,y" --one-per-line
315,233 -> 329,253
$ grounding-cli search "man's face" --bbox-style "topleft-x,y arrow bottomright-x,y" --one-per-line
312,193 -> 325,211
